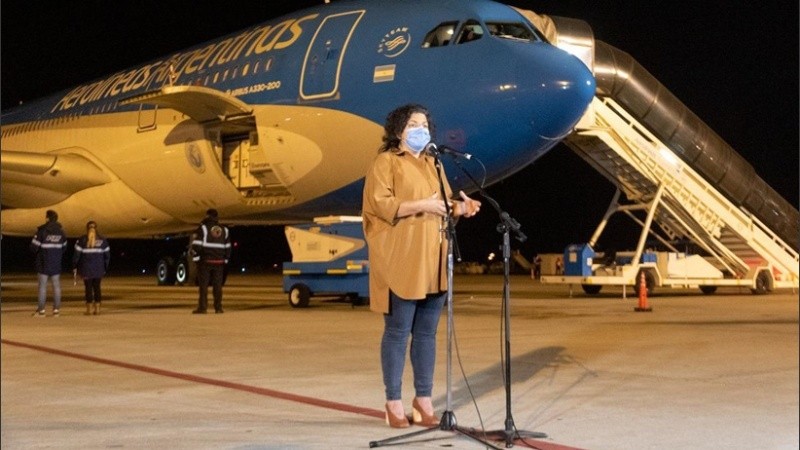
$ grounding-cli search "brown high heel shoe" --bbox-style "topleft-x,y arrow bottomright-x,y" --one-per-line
412,397 -> 439,427
385,403 -> 410,428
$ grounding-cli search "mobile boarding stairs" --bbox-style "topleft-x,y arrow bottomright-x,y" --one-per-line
537,24 -> 799,296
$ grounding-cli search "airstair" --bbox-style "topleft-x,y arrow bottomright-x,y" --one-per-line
531,21 -> 799,294
544,96 -> 798,294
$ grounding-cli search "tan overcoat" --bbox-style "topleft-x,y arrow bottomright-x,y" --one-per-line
362,149 -> 452,313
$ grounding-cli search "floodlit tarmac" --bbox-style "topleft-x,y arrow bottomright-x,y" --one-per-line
2,273 -> 798,449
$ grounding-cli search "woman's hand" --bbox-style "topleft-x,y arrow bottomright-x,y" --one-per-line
421,193 -> 449,217
397,193 -> 449,218
397,191 -> 480,219
455,191 -> 481,218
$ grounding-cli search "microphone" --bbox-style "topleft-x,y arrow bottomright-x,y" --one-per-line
426,143 -> 472,160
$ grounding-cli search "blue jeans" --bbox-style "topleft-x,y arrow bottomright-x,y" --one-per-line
381,290 -> 446,401
37,273 -> 61,311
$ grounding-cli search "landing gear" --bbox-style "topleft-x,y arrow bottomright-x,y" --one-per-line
156,257 -> 176,285
156,253 -> 196,286
175,256 -> 196,286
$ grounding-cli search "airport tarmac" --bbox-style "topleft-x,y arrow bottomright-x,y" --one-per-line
1,273 -> 798,450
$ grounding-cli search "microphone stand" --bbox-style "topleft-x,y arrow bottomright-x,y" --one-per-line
448,155 -> 547,447
369,153 -> 502,450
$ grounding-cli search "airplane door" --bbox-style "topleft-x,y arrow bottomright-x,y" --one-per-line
135,60 -> 176,131
136,104 -> 158,131
223,140 -> 260,190
300,10 -> 364,101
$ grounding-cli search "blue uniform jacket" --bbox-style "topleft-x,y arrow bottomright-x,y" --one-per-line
73,233 -> 111,279
30,221 -> 67,275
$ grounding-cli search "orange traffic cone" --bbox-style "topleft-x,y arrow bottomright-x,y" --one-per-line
635,271 -> 652,312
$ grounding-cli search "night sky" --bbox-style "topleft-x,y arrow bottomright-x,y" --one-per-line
1,1 -> 797,273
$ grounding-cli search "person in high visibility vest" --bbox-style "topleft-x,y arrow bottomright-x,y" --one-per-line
191,209 -> 231,314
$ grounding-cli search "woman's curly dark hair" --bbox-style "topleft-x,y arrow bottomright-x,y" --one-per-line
379,103 -> 435,152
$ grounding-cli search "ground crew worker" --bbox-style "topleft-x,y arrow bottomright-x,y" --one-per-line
191,209 -> 231,314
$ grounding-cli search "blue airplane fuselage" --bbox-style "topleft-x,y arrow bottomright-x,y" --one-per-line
0,0 -> 595,237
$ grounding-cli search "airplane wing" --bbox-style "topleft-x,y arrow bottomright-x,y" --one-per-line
119,85 -> 252,123
0,150 -> 112,208
3,86 -> 254,210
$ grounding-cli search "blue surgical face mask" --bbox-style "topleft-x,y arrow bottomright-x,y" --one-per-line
404,126 -> 430,154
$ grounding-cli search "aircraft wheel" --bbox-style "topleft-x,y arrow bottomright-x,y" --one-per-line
581,284 -> 602,295
699,285 -> 717,295
289,284 -> 311,308
156,257 -> 176,285
750,270 -> 772,295
175,256 -> 196,286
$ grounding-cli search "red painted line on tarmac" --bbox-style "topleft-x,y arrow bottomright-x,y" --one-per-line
1,338 -> 382,419
2,338 -> 583,450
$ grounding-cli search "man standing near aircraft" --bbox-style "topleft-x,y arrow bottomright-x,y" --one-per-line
191,209 -> 231,314
30,210 -> 67,317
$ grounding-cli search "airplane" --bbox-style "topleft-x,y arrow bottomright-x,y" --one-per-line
0,0 -> 596,283
3,0 -> 796,289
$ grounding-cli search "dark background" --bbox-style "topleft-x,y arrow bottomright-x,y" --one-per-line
2,1 -> 797,275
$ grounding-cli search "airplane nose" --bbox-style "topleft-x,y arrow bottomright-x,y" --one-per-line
525,46 -> 596,140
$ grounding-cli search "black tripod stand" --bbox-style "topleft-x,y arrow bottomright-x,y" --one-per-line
449,154 -> 547,448
482,209 -> 548,447
369,153 -> 502,450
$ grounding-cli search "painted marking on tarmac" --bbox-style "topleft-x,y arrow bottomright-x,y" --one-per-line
2,338 -> 382,418
1,338 -> 582,450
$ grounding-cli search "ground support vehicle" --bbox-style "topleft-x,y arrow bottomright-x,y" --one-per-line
282,216 -> 369,307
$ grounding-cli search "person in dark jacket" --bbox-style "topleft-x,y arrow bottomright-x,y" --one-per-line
191,209 -> 231,314
30,210 -> 67,317
73,221 -> 111,315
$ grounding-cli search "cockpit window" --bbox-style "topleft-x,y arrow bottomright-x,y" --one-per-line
422,22 -> 458,48
456,20 -> 484,44
486,22 -> 539,42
